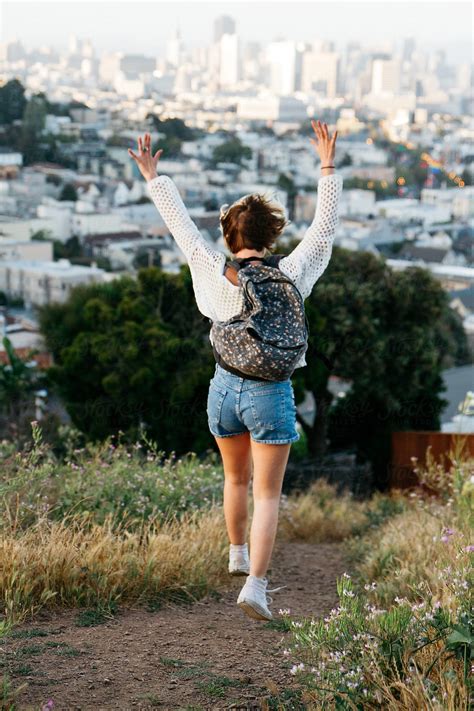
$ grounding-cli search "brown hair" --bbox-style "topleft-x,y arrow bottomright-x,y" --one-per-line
220,193 -> 289,255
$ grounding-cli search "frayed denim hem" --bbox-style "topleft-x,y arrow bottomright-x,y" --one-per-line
250,433 -> 300,445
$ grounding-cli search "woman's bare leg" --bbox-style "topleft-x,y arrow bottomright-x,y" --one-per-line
213,432 -> 252,545
248,441 -> 291,577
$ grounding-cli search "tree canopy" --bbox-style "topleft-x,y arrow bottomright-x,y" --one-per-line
292,246 -> 463,488
0,79 -> 27,125
212,136 -> 252,166
38,266 -> 214,453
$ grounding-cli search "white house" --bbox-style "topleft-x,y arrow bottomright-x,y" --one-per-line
0,258 -> 107,306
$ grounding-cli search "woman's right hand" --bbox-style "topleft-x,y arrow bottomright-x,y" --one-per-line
309,119 -> 338,168
128,132 -> 163,182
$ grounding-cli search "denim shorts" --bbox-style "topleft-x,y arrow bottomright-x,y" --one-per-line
207,363 -> 300,445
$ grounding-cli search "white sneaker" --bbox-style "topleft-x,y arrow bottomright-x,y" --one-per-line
228,543 -> 250,576
237,575 -> 287,621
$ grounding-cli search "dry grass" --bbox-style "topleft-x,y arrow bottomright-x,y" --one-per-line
277,478 -> 405,542
353,499 -> 472,612
0,507 -> 229,626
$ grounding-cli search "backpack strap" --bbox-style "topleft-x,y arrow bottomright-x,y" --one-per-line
226,254 -> 285,272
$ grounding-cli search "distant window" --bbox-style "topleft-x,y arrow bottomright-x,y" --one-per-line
62,283 -> 66,290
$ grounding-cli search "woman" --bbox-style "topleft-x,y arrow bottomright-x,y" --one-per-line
128,120 -> 342,621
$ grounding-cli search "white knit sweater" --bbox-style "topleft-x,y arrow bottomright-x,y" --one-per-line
146,172 -> 343,370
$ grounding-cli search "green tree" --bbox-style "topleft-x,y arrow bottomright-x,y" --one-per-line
212,137 -> 252,165
154,134 -> 182,158
147,115 -> 200,141
0,336 -> 46,437
0,78 -> 27,124
53,235 -> 82,260
59,183 -> 78,201
292,247 -> 461,490
38,267 -> 214,452
31,229 -> 54,242
460,168 -> 472,186
19,93 -> 48,164
204,197 -> 219,211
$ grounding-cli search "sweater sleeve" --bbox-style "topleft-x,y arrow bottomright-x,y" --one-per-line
146,174 -> 224,266
278,173 -> 343,300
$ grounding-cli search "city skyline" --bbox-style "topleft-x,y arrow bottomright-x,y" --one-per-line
2,1 -> 472,63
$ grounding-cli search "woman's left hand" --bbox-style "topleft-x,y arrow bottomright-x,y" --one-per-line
128,133 -> 163,181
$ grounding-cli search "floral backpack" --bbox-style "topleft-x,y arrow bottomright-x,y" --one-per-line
209,255 -> 310,381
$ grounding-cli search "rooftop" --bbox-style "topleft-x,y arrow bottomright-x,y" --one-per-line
0,258 -> 105,276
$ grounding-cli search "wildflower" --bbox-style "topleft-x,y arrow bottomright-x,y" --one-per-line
464,545 -> 474,553
279,608 -> 291,616
290,662 -> 305,675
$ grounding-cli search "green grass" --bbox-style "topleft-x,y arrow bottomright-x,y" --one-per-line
263,618 -> 293,633
15,644 -> 44,656
195,674 -> 246,698
74,604 -> 117,627
8,628 -> 51,639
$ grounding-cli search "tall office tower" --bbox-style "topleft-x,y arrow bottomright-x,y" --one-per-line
301,48 -> 340,97
174,65 -> 192,93
191,46 -> 208,70
456,63 -> 471,91
214,15 -> 236,42
266,40 -> 297,96
68,34 -> 81,55
99,52 -> 122,84
3,39 -> 26,62
120,54 -> 157,77
294,42 -> 310,91
241,41 -> 261,81
166,26 -> 183,68
82,39 -> 94,59
312,39 -> 336,53
210,15 -> 239,89
371,58 -> 401,94
219,32 -> 239,87
402,37 -> 416,62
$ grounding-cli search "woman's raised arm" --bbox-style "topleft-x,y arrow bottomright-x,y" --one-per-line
129,133 -> 223,265
278,120 -> 343,299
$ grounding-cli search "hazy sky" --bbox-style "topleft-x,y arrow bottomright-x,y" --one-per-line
1,1 -> 472,62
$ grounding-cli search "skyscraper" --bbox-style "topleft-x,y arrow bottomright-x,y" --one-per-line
301,48 -> 340,97
266,41 -> 297,96
166,26 -> 183,68
371,58 -> 401,94
214,15 -> 236,43
211,15 -> 239,89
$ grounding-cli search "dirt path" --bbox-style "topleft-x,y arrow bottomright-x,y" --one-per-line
2,541 -> 347,711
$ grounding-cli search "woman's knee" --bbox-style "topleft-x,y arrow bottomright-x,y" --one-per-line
224,468 -> 252,486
